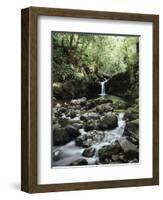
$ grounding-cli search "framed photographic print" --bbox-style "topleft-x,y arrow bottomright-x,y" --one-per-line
21,7 -> 159,193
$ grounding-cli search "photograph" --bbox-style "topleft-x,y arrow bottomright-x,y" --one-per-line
21,7 -> 159,193
52,32 -> 139,167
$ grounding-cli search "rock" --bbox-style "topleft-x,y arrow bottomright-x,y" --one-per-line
106,95 -> 127,109
56,103 -> 61,109
98,113 -> 118,130
129,158 -> 139,163
70,158 -> 88,166
82,147 -> 96,157
53,125 -> 80,145
53,128 -> 71,145
85,100 -> 96,109
106,71 -> 131,99
123,119 -> 139,140
98,142 -> 122,162
87,112 -> 100,119
75,135 -> 92,148
93,95 -> 127,109
58,117 -> 70,127
96,103 -> 113,113
80,115 -> 87,121
84,120 -> 98,131
103,158 -> 111,164
68,110 -> 76,118
82,139 -> 93,148
118,153 -> 126,162
53,82 -> 64,99
52,150 -> 61,162
71,97 -> 87,105
93,97 -> 112,105
118,137 -> 139,159
71,123 -> 83,130
53,123 -> 61,130
69,117 -> 81,124
84,123 -> 95,131
123,105 -> 139,121
75,135 -> 87,147
65,125 -> 80,139
81,112 -> 99,121
127,136 -> 139,145
111,154 -> 119,161
59,107 -> 67,113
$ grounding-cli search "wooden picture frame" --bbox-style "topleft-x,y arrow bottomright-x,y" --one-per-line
21,7 -> 159,193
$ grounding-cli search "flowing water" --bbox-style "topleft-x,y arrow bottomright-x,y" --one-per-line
52,113 -> 126,167
99,79 -> 108,96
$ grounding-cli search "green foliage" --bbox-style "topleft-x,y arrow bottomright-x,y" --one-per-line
52,32 -> 139,81
52,32 -> 139,101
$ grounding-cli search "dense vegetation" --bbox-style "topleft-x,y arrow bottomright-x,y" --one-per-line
52,32 -> 139,101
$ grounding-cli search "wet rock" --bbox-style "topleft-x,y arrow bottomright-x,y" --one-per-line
82,147 -> 96,157
81,112 -> 100,121
87,112 -> 100,119
68,110 -> 77,118
65,125 -> 80,139
106,71 -> 131,99
118,137 -> 139,159
75,135 -> 87,147
69,117 -> 81,124
104,158 -> 111,164
80,115 -> 87,121
123,119 -> 139,140
127,135 -> 139,145
96,103 -> 113,113
98,142 -> 122,162
56,103 -> 61,109
53,128 -> 71,145
98,113 -> 118,130
71,123 -> 83,130
111,154 -> 119,161
53,123 -> 61,130
85,100 -> 96,109
71,97 -> 87,105
53,125 -> 80,146
129,158 -> 139,163
70,158 -> 88,166
107,95 -> 127,109
52,150 -> 61,162
118,153 -> 126,162
75,135 -> 92,148
123,105 -> 139,121
84,120 -> 98,131
82,138 -> 93,148
59,107 -> 67,113
58,117 -> 71,127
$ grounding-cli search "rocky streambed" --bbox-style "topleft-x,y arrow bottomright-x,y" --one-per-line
52,95 -> 139,167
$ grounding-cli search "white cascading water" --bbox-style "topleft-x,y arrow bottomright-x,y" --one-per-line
99,79 -> 108,96
52,113 -> 126,167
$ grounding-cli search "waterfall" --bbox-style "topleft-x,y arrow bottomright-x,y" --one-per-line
99,79 -> 108,96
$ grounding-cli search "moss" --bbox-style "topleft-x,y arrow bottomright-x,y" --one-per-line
94,95 -> 127,109
123,103 -> 139,121
129,119 -> 139,126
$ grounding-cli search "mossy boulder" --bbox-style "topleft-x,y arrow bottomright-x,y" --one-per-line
106,71 -> 131,99
123,104 -> 139,121
98,142 -> 122,162
70,159 -> 88,166
53,125 -> 80,145
98,113 -> 118,130
94,95 -> 127,109
123,119 -> 139,139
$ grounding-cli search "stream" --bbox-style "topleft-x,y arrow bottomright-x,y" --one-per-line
52,112 -> 125,167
